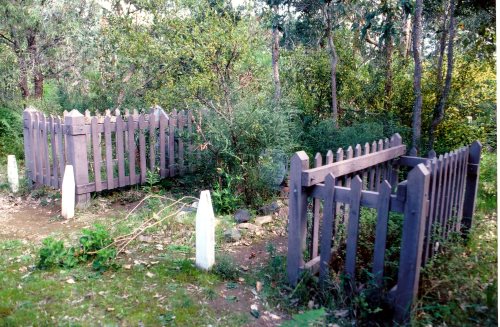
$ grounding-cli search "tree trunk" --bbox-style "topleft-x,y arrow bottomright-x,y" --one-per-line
324,2 -> 338,128
27,29 -> 44,99
411,0 -> 423,152
383,6 -> 394,111
429,0 -> 456,149
17,51 -> 30,99
271,4 -> 281,103
401,13 -> 412,58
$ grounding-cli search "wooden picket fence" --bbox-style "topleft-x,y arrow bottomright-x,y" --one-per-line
23,107 -> 199,205
286,133 -> 481,324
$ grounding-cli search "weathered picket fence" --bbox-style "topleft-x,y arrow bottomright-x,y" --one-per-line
23,107 -> 199,206
286,133 -> 481,324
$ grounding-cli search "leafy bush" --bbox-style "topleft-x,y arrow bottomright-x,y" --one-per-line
0,107 -> 24,162
212,254 -> 239,281
211,168 -> 242,214
37,224 -> 116,271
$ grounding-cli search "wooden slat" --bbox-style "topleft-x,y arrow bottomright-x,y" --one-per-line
456,147 -> 470,225
311,153 -> 322,259
453,148 -> 465,232
438,153 -> 450,240
301,144 -> 406,187
431,156 -> 444,255
159,114 -> 167,178
389,134 -> 403,187
372,180 -> 392,286
104,116 -> 114,190
149,109 -> 156,172
178,110 -> 185,175
50,116 -> 58,187
326,150 -> 333,164
335,148 -> 344,225
344,175 -> 363,290
374,140 -> 384,191
394,164 -> 430,324
286,151 -> 310,287
462,141 -> 482,234
362,143 -> 370,187
449,151 -> 460,229
27,111 -> 37,182
116,115 -> 126,187
43,114 -> 51,186
369,141 -> 377,190
187,110 -> 194,172
55,116 -> 64,182
138,114 -> 147,184
91,117 -> 102,192
443,152 -> 456,238
423,158 -> 438,264
34,113 -> 42,184
169,110 -> 176,176
319,173 -> 336,284
127,115 -> 136,186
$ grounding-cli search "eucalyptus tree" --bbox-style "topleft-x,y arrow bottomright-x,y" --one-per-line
0,0 -> 100,101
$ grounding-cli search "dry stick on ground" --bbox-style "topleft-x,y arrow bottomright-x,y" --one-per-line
91,195 -> 199,255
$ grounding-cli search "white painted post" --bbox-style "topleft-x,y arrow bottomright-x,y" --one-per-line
61,165 -> 75,219
7,155 -> 19,193
196,190 -> 215,270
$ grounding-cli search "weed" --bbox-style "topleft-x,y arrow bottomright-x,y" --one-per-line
143,169 -> 160,193
212,254 -> 239,281
212,168 -> 242,214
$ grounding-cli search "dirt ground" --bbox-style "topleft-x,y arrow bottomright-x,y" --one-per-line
0,188 -> 290,326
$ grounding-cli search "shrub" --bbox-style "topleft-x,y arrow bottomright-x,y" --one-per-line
0,107 -> 24,162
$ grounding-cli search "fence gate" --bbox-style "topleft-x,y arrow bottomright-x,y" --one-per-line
286,134 -> 481,324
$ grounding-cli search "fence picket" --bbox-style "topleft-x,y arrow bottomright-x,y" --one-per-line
188,110 -> 194,172
127,115 -> 136,185
159,114 -> 167,178
457,147 -> 469,225
116,115 -> 126,187
438,154 -> 450,240
335,148 -> 344,219
423,158 -> 438,264
372,180 -> 392,286
444,152 -> 456,237
55,116 -> 64,181
178,110 -> 185,176
344,175 -> 363,291
369,141 -> 377,190
91,117 -> 102,192
42,113 -> 51,185
104,116 -> 114,190
149,110 -> 156,172
169,110 -> 177,176
139,114 -> 147,184
311,153 -> 322,259
362,143 -> 370,187
319,173 -> 336,284
326,150 -> 333,164
50,116 -> 58,187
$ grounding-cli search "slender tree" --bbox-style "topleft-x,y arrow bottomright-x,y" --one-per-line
411,0 -> 424,152
322,0 -> 338,128
429,0 -> 456,149
270,1 -> 282,102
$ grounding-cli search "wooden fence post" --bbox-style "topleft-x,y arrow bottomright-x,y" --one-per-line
23,107 -> 36,186
461,141 -> 482,235
65,109 -> 90,207
287,151 -> 309,287
394,163 -> 430,324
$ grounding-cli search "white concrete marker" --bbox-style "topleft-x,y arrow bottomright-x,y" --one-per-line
61,165 -> 75,219
7,155 -> 19,193
196,190 -> 215,270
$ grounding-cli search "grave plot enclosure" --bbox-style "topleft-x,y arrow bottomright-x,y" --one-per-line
23,107 -> 199,205
286,134 -> 481,324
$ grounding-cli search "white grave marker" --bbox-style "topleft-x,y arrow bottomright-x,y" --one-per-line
61,165 -> 75,219
7,155 -> 19,193
196,190 -> 215,270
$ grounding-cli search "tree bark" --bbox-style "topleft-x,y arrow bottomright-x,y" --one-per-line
383,4 -> 394,111
324,1 -> 338,128
429,0 -> 456,149
271,4 -> 281,103
411,0 -> 423,152
27,28 -> 44,99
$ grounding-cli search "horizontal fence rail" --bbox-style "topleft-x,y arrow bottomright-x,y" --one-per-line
286,134 -> 481,324
23,107 -> 200,205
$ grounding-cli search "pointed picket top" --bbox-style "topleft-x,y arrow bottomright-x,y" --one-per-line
364,142 -> 370,155
124,109 -> 130,118
61,165 -> 75,219
84,110 -> 91,123
336,148 -> 344,161
346,146 -> 353,159
390,133 -> 403,146
196,190 -> 215,270
105,109 -> 111,117
326,150 -> 334,164
314,153 -> 322,168
384,138 -> 390,149
115,108 -> 121,117
354,144 -> 362,157
377,139 -> 384,151
63,110 -> 69,117
409,147 -> 418,156
371,141 -> 377,153
133,109 -> 139,117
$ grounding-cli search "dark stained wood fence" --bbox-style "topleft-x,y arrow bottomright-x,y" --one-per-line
286,134 -> 482,324
23,107 -> 199,205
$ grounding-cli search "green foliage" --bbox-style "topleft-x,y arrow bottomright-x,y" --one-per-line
211,168 -> 242,214
37,224 -> 116,272
143,169 -> 161,193
212,254 -> 239,281
476,151 -> 496,213
280,308 -> 326,326
0,107 -> 23,161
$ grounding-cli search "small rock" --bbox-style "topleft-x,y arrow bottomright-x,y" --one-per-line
250,304 -> 260,318
107,307 -> 115,312
254,215 -> 273,226
237,223 -> 259,231
333,309 -> 349,318
66,278 -> 76,284
146,272 -> 155,278
123,264 -> 132,270
258,202 -> 279,215
224,228 -> 241,242
191,201 -> 199,209
308,300 -> 314,309
138,235 -> 154,243
234,209 -> 251,223
256,281 -> 263,293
